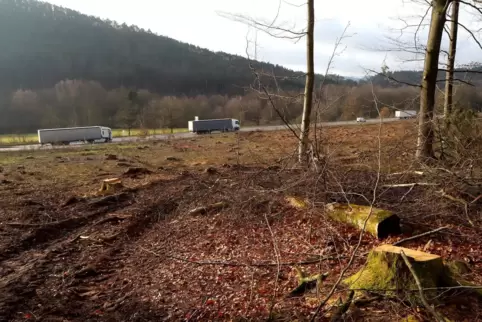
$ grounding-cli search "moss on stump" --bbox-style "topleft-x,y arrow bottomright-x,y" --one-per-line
325,203 -> 401,239
344,245 -> 449,303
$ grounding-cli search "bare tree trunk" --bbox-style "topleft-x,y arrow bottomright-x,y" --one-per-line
298,0 -> 315,164
416,0 -> 449,161
444,0 -> 459,117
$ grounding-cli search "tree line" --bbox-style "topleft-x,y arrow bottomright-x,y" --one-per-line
1,78 -> 481,134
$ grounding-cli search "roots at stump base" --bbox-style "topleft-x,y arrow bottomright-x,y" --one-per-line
286,267 -> 328,298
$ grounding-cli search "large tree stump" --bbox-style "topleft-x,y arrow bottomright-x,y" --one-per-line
344,245 -> 450,303
325,203 -> 401,239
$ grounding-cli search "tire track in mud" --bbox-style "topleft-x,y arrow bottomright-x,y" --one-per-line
0,175 -> 190,321
49,195 -> 182,320
0,192 -> 133,263
0,194 -> 135,320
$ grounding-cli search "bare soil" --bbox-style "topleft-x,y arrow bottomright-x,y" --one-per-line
0,121 -> 481,321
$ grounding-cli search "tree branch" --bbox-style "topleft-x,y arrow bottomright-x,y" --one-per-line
459,0 -> 482,16
400,250 -> 445,322
393,226 -> 449,246
218,11 -> 306,41
447,19 -> 482,50
366,68 -> 422,87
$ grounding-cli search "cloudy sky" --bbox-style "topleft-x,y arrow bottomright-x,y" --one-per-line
45,0 -> 482,77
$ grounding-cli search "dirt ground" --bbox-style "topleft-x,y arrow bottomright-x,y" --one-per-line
0,121 -> 481,321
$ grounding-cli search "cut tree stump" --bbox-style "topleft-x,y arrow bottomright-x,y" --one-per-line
344,244 -> 458,304
99,178 -> 123,193
285,196 -> 309,209
325,203 -> 401,239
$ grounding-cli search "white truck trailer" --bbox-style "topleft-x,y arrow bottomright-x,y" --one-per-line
395,110 -> 417,119
188,118 -> 240,134
37,126 -> 112,145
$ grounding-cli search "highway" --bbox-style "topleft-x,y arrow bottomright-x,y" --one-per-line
0,118 -> 399,152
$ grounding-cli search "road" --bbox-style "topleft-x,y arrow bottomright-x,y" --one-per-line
0,118 -> 399,152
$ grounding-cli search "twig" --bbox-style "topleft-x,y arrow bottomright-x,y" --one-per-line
264,212 -> 281,318
400,250 -> 445,322
437,189 -> 474,227
400,184 -> 416,202
382,183 -> 438,188
187,201 -> 229,216
393,226 -> 449,246
388,171 -> 424,176
330,290 -> 354,322
471,194 -> 482,204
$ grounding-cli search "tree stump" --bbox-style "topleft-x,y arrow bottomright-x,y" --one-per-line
99,178 -> 123,194
285,196 -> 309,209
344,245 -> 449,303
325,203 -> 401,239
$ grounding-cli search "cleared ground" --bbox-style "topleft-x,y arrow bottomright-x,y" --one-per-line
0,121 -> 481,321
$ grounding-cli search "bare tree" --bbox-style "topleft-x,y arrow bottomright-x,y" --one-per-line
298,0 -> 315,164
416,0 -> 451,161
444,0 -> 460,117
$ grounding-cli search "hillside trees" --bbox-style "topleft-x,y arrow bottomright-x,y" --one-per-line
0,0 -> 326,96
1,78 -> 481,135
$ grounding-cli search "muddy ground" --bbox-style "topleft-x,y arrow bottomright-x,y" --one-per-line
0,121 -> 481,321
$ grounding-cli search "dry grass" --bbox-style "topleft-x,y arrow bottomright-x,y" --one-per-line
0,128 -> 189,146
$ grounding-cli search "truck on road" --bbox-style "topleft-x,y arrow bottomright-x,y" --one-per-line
188,118 -> 240,134
38,126 -> 112,145
395,110 -> 417,119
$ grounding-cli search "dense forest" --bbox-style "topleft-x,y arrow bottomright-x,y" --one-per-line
0,0 -> 481,134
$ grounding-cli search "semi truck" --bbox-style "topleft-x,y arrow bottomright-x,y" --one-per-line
188,118 -> 240,134
395,110 -> 417,119
38,126 -> 112,145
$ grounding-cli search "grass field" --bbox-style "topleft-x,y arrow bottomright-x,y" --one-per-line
0,121 -> 481,321
0,128 -> 188,145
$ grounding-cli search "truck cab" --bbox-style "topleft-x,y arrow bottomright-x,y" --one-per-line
232,119 -> 240,131
101,127 -> 112,142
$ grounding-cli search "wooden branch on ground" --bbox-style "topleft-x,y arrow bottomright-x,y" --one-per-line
400,184 -> 417,202
388,171 -> 424,176
187,201 -> 229,215
472,194 -> 482,204
382,183 -> 438,188
393,226 -> 449,246
400,250 -> 445,322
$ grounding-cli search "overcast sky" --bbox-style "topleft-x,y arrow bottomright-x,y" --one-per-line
45,0 -> 482,77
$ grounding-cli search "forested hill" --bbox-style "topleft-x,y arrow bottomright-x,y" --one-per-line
367,65 -> 482,87
0,0 -> 356,96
